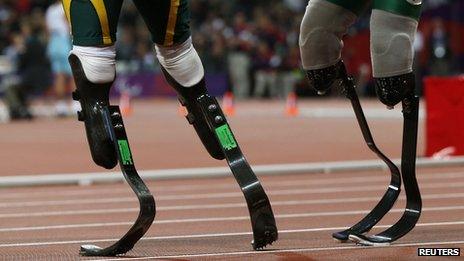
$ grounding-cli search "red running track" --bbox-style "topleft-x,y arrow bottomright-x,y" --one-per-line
0,167 -> 462,260
0,99 -> 461,259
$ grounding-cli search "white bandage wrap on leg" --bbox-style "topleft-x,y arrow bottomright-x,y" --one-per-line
70,45 -> 116,84
370,10 -> 418,78
155,37 -> 204,87
299,0 -> 357,70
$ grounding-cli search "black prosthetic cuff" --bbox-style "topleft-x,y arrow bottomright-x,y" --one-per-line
69,55 -> 113,109
161,67 -> 208,103
374,73 -> 415,108
305,61 -> 345,95
160,67 -> 225,160
69,54 -> 117,169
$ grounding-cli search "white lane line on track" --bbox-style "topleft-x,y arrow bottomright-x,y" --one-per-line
0,220 -> 463,248
0,171 -> 462,200
95,240 -> 464,260
3,157 -> 462,188
0,205 -> 463,232
0,192 -> 463,219
1,180 -> 463,208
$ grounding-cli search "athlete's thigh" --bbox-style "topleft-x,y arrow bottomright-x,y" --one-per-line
132,0 -> 190,46
372,0 -> 422,20
62,0 -> 123,46
325,0 -> 371,15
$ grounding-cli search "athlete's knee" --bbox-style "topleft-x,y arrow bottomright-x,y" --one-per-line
370,10 -> 418,79
69,45 -> 116,83
299,0 -> 357,70
155,37 -> 204,87
370,7 -> 419,107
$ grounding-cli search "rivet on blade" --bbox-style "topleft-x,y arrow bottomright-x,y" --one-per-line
214,115 -> 223,124
111,111 -> 120,120
208,104 -> 217,112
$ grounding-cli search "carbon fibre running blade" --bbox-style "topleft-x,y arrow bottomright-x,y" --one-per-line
348,97 -> 421,245
197,94 -> 278,250
80,106 -> 156,256
330,62 -> 401,242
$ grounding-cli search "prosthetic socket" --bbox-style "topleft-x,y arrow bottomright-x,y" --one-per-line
300,0 -> 420,106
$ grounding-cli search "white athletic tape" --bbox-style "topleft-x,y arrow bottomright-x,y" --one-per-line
155,37 -> 204,87
71,45 -> 116,83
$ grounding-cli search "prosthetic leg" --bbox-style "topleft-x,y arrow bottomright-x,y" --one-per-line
345,3 -> 422,245
300,0 -> 421,246
308,62 -> 421,246
70,54 -> 156,256
162,68 -> 278,249
325,62 -> 402,242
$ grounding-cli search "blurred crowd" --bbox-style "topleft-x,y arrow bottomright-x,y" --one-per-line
116,0 -> 306,99
0,0 -> 462,118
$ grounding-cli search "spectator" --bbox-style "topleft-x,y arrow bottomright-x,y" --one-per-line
227,12 -> 253,98
4,18 -> 51,120
0,0 -> 461,103
45,0 -> 75,116
253,42 -> 278,98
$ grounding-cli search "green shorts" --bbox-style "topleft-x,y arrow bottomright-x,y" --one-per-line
326,0 -> 422,20
62,0 -> 191,47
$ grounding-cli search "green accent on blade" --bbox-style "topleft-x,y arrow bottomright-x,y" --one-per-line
118,140 -> 133,165
215,124 -> 237,151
